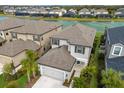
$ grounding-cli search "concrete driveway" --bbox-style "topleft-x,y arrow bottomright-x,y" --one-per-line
32,76 -> 67,88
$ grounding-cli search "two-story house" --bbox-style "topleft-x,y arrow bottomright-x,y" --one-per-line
38,24 -> 96,81
0,18 -> 24,42
94,9 -> 111,18
10,20 -> 62,55
105,26 -> 124,74
0,39 -> 40,74
78,8 -> 93,18
115,8 -> 124,18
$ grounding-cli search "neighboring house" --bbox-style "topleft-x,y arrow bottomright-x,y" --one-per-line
3,7 -> 16,15
78,8 -> 93,18
38,24 -> 96,81
115,8 -> 124,18
15,9 -> 29,16
105,26 -> 124,74
29,8 -> 48,17
0,39 -> 40,74
0,18 -> 24,42
48,9 -> 62,17
63,11 -> 76,17
10,20 -> 62,54
94,9 -> 111,18
63,9 -> 77,17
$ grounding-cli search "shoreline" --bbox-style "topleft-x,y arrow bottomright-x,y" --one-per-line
1,14 -> 124,22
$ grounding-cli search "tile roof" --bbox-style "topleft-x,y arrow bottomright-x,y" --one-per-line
38,46 -> 75,72
52,23 -> 96,47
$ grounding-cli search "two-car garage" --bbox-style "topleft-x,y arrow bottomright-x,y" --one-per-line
37,46 -> 75,82
40,65 -> 66,81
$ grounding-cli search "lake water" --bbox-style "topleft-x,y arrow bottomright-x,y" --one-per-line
0,16 -> 7,21
46,20 -> 124,31
0,16 -> 124,31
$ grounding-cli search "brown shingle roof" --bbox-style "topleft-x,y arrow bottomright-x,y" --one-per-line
52,24 -> 96,47
0,18 -> 24,31
10,20 -> 62,35
0,39 -> 40,57
38,46 -> 75,72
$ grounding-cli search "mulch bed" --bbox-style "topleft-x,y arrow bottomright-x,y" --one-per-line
25,75 -> 40,88
63,70 -> 75,87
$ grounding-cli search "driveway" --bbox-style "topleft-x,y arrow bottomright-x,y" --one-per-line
32,76 -> 67,88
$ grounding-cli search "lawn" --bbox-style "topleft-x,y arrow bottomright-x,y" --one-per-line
17,75 -> 28,88
0,74 -> 7,88
0,74 -> 28,88
15,16 -> 124,22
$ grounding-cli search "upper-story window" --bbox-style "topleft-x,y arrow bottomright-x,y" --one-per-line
33,35 -> 40,41
52,38 -> 59,45
112,46 -> 122,56
12,33 -> 17,38
75,45 -> 85,54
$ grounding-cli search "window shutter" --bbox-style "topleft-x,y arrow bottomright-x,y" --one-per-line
82,47 -> 85,54
75,46 -> 77,53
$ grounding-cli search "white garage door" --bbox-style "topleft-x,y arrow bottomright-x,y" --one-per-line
42,66 -> 64,81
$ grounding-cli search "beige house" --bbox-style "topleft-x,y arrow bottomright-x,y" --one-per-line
0,39 -> 40,74
0,18 -> 24,42
10,20 -> 62,54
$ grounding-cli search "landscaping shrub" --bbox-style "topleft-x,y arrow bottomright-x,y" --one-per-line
101,69 -> 124,88
16,69 -> 26,79
6,80 -> 19,88
73,66 -> 97,88
98,53 -> 104,60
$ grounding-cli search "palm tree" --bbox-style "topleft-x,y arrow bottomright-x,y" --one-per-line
21,59 -> 31,82
26,50 -> 38,78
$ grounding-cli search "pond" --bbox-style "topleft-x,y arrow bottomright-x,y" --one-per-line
45,20 -> 124,31
0,16 -> 124,31
0,16 -> 7,21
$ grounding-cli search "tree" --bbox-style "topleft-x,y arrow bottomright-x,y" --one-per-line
26,50 -> 38,78
2,63 -> 13,81
73,77 -> 83,88
101,69 -> 124,88
21,50 -> 39,82
73,66 -> 97,88
21,59 -> 31,82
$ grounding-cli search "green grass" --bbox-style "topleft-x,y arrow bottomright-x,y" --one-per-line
0,74 -> 6,88
17,75 -> 28,88
13,16 -> 124,22
0,74 -> 28,88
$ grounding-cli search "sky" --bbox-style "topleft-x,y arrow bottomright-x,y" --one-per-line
0,0 -> 124,5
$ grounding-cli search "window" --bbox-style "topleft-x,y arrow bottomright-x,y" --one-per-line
12,33 -> 17,38
112,46 -> 122,56
75,45 -> 85,54
52,39 -> 59,45
76,61 -> 80,64
33,35 -> 40,41
6,33 -> 9,35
